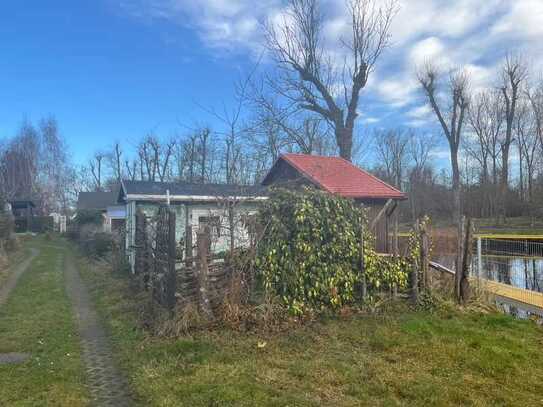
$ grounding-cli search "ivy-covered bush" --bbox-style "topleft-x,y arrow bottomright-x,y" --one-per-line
256,188 -> 409,314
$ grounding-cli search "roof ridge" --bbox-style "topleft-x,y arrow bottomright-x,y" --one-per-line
280,154 -> 334,193
336,156 -> 405,195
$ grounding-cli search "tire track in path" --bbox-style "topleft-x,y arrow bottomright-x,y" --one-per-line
63,253 -> 134,406
0,247 -> 39,307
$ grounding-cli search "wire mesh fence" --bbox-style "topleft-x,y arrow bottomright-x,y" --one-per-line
473,237 -> 543,294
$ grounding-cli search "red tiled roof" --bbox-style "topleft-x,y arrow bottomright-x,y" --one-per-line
275,153 -> 406,200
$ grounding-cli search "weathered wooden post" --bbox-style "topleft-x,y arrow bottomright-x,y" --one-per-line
360,223 -> 367,301
393,210 -> 399,297
420,222 -> 429,292
185,225 -> 193,268
411,221 -> 420,304
455,216 -> 465,302
477,236 -> 482,279
135,210 -> 148,284
197,227 -> 213,318
460,217 -> 472,303
164,209 -> 177,311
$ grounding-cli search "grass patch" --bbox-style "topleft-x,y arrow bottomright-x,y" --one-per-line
79,253 -> 543,406
0,238 -> 26,287
0,237 -> 88,406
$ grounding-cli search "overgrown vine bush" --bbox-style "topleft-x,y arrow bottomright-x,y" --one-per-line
256,188 -> 409,315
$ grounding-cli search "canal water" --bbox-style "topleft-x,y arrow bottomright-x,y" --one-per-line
431,236 -> 543,319
477,255 -> 543,293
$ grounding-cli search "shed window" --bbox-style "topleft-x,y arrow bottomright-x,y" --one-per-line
199,216 -> 221,238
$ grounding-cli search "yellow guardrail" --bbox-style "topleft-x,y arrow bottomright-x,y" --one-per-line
474,278 -> 543,310
395,232 -> 543,240
474,234 -> 543,240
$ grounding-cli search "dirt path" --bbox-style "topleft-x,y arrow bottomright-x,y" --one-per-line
0,247 -> 39,307
63,253 -> 134,406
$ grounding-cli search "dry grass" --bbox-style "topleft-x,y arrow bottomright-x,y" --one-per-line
78,251 -> 543,407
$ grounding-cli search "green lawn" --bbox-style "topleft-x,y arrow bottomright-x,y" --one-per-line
401,217 -> 543,236
80,255 -> 543,406
0,238 -> 88,406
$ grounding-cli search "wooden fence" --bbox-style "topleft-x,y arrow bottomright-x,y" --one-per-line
133,206 -> 239,317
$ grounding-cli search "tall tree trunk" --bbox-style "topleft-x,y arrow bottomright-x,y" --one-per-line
335,125 -> 353,161
518,144 -> 524,201
500,147 -> 509,220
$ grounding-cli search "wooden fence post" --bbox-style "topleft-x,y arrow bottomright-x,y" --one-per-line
393,210 -> 399,297
164,209 -> 177,311
135,210 -> 148,287
460,217 -> 472,303
360,223 -> 367,301
197,228 -> 213,318
455,216 -> 466,303
420,222 -> 429,292
411,220 -> 420,304
185,225 -> 193,268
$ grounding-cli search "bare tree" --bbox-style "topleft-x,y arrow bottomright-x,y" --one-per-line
466,90 -> 504,217
407,132 -> 436,221
418,64 -> 470,302
107,142 -> 123,183
0,120 -> 41,200
195,128 -> 212,183
467,91 -> 504,184
499,54 -> 528,216
526,77 -> 543,152
125,158 -> 138,181
200,69 -> 256,184
515,100 -> 540,203
89,152 -> 105,191
150,137 -> 175,182
248,80 -> 336,158
264,0 -> 397,161
373,128 -> 409,188
38,116 -> 74,213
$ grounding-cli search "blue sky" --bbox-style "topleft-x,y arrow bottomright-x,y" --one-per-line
1,0 -> 542,166
0,1 -> 247,163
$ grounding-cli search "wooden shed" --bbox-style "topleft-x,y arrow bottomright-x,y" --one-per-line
261,153 -> 407,253
9,199 -> 36,233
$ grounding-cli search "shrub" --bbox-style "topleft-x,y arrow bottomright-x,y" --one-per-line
256,188 -> 409,315
74,209 -> 103,227
0,213 -> 14,241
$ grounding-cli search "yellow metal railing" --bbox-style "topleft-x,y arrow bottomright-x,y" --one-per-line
472,278 -> 543,310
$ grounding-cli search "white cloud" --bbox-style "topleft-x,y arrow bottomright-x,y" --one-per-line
430,148 -> 451,161
119,0 -> 278,52
118,0 -> 543,124
364,116 -> 380,124
375,76 -> 419,108
409,37 -> 448,67
491,0 -> 543,39
407,119 -> 430,128
406,104 -> 431,120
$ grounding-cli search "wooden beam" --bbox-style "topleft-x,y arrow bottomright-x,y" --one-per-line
370,199 -> 395,231
429,261 -> 455,275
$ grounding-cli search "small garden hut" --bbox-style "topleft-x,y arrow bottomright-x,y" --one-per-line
261,153 -> 407,252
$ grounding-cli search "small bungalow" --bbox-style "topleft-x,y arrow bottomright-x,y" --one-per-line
117,154 -> 405,272
8,199 -> 36,233
118,180 -> 267,271
262,153 -> 407,252
77,189 -> 126,232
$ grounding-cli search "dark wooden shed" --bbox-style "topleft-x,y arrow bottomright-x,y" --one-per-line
9,199 -> 36,233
